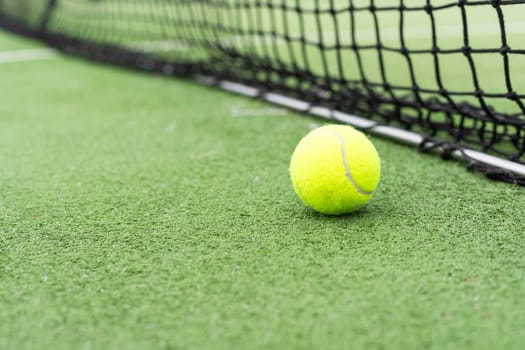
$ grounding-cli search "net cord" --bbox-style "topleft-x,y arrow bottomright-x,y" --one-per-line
209,76 -> 525,181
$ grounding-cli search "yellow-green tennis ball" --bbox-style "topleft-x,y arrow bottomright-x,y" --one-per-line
290,124 -> 381,215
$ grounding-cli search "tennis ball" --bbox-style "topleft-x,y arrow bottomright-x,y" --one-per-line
290,124 -> 381,215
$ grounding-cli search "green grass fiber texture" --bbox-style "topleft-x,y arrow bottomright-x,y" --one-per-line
1,32 -> 525,350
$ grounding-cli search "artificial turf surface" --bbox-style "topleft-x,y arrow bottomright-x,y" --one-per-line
1,31 -> 525,349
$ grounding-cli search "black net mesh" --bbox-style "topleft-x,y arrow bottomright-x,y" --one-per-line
1,0 -> 525,184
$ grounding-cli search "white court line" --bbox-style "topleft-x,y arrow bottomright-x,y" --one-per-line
126,39 -> 190,52
307,23 -> 525,42
0,22 -> 514,59
0,22 -> 512,60
0,48 -> 58,64
1,20 -> 520,59
129,21 -> 523,54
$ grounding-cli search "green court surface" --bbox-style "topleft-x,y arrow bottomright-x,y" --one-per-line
1,29 -> 525,350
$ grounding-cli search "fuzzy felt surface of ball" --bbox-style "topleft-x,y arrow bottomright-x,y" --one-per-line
290,124 -> 381,215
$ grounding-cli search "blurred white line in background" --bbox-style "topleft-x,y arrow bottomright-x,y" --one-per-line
0,48 -> 58,63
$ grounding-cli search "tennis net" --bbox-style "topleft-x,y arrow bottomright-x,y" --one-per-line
1,0 -> 525,184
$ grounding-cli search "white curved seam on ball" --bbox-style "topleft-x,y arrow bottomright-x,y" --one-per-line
320,130 -> 373,196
